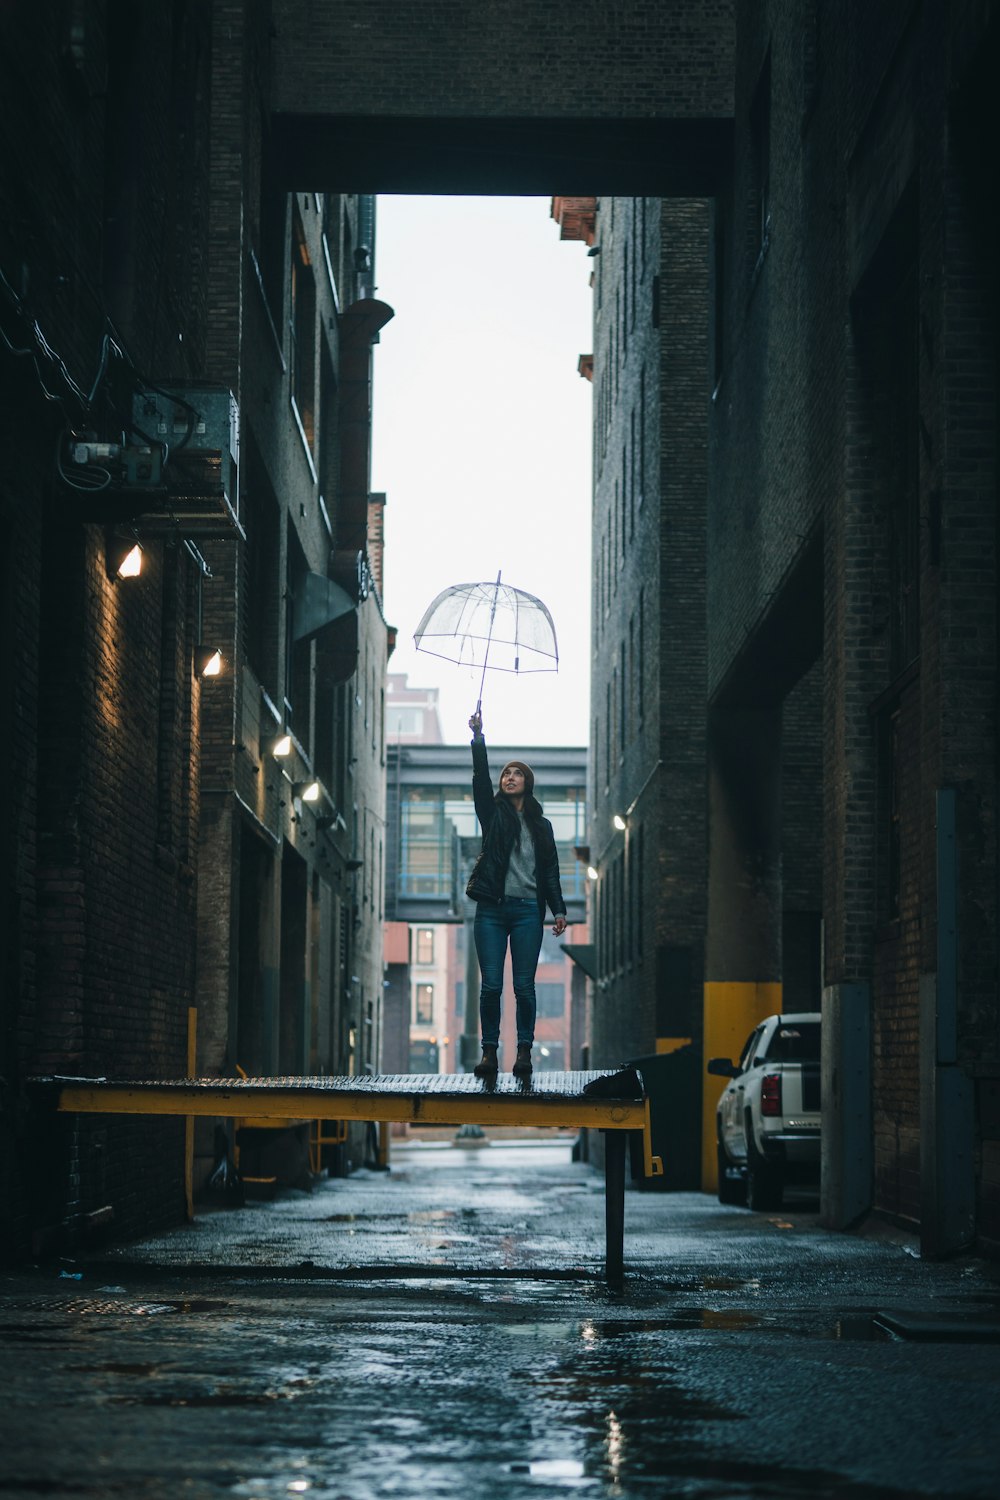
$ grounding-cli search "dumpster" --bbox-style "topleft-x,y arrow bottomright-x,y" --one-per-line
629,1045 -> 701,1189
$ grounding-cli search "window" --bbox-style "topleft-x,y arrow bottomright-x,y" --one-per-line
318,341 -> 337,523
637,588 -> 645,724
621,449 -> 627,558
713,209 -> 727,390
606,679 -> 612,776
243,436 -> 281,699
414,983 -> 434,1024
628,616 -> 635,735
739,1027 -> 764,1073
762,1023 -> 821,1064
623,242 -> 629,348
635,824 -> 644,961
631,197 -> 638,322
749,51 -> 772,268
284,522 -> 311,739
638,367 -> 645,508
290,209 -> 317,455
593,715 -> 600,802
618,642 -> 626,753
629,409 -> 636,539
415,928 -> 434,965
535,983 -> 565,1019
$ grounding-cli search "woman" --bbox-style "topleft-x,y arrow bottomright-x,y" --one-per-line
465,709 -> 568,1079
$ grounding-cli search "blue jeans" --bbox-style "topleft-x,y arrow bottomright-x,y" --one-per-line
473,898 -> 543,1048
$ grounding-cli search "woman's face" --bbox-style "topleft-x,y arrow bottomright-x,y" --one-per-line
500,766 -> 526,796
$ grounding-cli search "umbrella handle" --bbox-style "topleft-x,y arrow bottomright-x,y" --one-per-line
475,569 -> 502,712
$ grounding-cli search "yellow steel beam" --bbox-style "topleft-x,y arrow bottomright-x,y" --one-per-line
55,1082 -> 650,1134
237,1116 -> 314,1131
641,1097 -> 664,1179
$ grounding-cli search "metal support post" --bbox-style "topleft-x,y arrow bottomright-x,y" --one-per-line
184,1007 -> 197,1221
604,1129 -> 626,1288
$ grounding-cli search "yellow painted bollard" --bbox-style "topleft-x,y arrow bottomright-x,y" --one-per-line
185,1007 -> 197,1221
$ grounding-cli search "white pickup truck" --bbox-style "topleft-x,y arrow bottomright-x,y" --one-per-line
707,1011 -> 822,1211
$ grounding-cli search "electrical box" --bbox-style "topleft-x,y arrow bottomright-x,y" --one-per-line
130,384 -> 241,536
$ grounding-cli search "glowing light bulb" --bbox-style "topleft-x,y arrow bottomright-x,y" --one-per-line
117,543 -> 143,578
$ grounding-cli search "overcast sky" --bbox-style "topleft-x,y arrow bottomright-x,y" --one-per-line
370,196 -> 593,748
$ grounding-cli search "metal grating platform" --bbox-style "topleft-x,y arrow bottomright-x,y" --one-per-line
29,1068 -> 662,1286
30,1069 -> 653,1138
38,1070 -> 632,1100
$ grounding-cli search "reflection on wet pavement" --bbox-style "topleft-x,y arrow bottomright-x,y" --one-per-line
1,1143 -> 998,1498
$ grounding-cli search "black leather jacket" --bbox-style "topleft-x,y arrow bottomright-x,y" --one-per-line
466,734 -> 567,919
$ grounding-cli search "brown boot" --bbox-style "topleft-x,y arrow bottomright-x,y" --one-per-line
512,1044 -> 533,1079
473,1045 -> 498,1079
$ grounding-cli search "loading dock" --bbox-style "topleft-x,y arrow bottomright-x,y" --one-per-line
31,1070 -> 663,1287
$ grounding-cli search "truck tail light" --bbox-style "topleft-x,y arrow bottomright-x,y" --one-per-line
761,1073 -> 782,1117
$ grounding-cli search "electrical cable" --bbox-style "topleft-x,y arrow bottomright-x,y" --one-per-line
2,260 -> 207,483
55,428 -> 112,493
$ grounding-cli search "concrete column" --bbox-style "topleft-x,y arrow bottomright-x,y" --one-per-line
703,705 -> 783,1188
919,791 -> 975,1255
821,982 -> 872,1228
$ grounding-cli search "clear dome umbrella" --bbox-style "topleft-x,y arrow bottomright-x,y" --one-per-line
413,571 -> 559,714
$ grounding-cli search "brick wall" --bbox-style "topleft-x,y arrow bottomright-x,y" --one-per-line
0,2 -> 212,1254
707,0 -> 999,1241
271,1 -> 735,121
587,193 -> 708,1067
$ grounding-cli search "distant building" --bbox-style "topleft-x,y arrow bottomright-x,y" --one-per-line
385,741 -> 589,1072
386,673 -> 444,744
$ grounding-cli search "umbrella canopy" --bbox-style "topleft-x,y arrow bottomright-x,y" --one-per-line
413,577 -> 559,675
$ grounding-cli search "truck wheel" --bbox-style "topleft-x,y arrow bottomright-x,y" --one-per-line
717,1142 -> 746,1205
745,1126 -> 783,1212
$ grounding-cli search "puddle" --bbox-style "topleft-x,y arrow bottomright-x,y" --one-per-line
321,1209 -> 457,1225
13,1298 -> 229,1317
510,1458 -> 586,1478
580,1311 -> 762,1339
117,1391 -> 290,1407
68,1362 -> 158,1376
833,1316 -> 896,1343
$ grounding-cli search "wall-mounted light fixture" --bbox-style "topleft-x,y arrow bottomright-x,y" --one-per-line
195,646 -> 223,677
296,780 -> 321,803
612,813 -> 627,832
586,865 -> 599,882
107,533 -> 143,580
271,734 -> 293,759
184,540 -> 223,679
117,542 -> 143,578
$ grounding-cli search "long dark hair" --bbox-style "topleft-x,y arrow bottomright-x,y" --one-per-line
492,788 -> 545,851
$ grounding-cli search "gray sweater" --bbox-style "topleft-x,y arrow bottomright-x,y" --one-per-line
504,811 -> 537,899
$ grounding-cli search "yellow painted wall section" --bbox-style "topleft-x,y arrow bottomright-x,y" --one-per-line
655,1037 -> 693,1055
701,982 -> 782,1190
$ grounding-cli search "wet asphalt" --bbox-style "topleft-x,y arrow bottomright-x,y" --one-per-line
2,1139 -> 999,1499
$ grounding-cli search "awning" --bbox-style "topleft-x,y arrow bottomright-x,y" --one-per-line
561,943 -> 597,980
